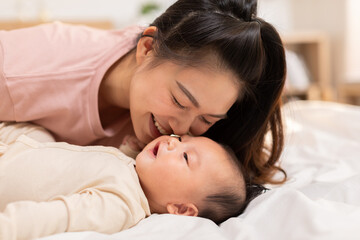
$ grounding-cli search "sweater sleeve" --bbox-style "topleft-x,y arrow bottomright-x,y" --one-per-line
0,189 -> 139,240
0,33 -> 15,121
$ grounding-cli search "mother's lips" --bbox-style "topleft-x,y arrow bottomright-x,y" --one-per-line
152,114 -> 170,135
149,114 -> 162,139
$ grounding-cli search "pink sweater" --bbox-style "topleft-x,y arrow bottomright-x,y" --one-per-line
0,22 -> 143,146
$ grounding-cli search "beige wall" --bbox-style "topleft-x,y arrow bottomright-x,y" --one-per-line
345,0 -> 360,82
289,0 -> 347,90
0,0 -> 177,28
259,0 -> 349,96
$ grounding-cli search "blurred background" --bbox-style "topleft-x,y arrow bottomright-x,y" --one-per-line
0,0 -> 359,105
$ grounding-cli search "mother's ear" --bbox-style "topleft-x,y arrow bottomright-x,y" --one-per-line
136,26 -> 157,65
166,203 -> 199,217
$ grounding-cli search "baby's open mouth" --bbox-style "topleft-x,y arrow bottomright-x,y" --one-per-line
153,142 -> 160,157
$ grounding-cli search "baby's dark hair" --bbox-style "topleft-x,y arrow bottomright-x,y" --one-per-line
198,144 -> 267,224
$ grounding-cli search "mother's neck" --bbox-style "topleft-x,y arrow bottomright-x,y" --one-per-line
99,49 -> 137,110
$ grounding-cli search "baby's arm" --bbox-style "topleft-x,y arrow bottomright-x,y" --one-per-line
0,199 -> 67,240
0,189 -> 140,240
0,122 -> 54,144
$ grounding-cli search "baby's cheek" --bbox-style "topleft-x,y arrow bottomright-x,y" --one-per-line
156,170 -> 175,186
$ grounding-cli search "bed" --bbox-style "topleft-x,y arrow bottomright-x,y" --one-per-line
38,100 -> 360,240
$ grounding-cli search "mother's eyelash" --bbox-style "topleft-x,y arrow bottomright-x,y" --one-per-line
172,96 -> 185,109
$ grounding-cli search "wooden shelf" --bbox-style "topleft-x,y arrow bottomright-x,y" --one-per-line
283,83 -> 322,102
338,82 -> 360,105
281,31 -> 333,101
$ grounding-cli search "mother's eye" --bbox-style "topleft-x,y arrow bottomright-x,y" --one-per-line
200,116 -> 212,125
172,96 -> 185,109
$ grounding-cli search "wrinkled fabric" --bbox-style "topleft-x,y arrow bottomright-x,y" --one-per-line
0,123 -> 150,240
38,100 -> 360,240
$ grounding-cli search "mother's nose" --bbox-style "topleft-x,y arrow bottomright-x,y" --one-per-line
168,114 -> 194,136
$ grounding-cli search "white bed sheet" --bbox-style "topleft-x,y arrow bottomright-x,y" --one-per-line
38,100 -> 360,240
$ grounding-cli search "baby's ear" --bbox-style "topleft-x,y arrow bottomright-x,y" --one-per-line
166,203 -> 199,217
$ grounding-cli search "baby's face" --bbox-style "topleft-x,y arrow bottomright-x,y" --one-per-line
135,135 -> 237,211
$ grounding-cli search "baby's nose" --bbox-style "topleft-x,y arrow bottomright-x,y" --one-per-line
167,137 -> 178,151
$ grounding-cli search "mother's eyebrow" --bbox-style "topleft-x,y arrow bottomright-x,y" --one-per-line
207,113 -> 228,119
176,81 -> 199,108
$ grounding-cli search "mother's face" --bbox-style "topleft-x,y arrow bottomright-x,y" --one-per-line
129,60 -> 239,144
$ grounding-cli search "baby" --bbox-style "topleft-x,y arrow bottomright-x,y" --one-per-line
0,122 -> 251,240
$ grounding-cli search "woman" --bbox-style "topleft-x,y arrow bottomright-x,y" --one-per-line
0,0 -> 286,184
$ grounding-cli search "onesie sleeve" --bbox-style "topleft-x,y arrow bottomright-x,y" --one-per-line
57,188 -> 140,232
0,189 -> 142,240
0,122 -> 55,145
0,200 -> 68,240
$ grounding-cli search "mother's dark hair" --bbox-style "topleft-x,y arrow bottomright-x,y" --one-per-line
148,0 -> 287,184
